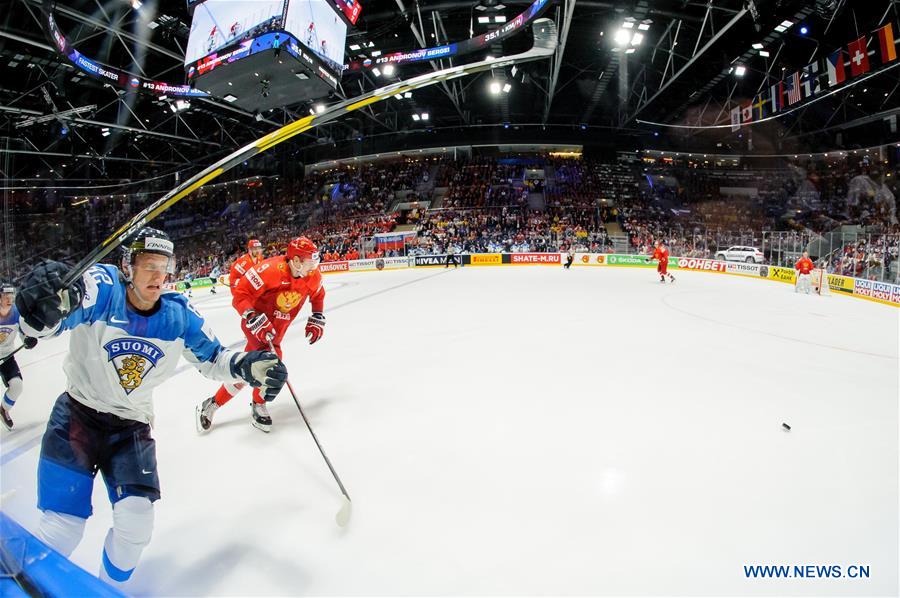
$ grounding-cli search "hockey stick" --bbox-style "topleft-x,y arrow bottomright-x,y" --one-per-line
56,19 -> 558,289
269,340 -> 352,527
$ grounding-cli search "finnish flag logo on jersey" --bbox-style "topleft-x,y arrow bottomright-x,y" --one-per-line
103,338 -> 165,394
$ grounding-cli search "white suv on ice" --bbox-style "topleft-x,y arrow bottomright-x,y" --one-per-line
715,246 -> 765,263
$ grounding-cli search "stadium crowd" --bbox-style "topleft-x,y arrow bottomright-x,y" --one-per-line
4,152 -> 898,283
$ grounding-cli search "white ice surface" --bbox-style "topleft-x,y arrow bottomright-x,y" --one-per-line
1,266 -> 897,596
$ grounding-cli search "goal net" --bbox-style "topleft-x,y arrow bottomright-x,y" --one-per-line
810,268 -> 831,295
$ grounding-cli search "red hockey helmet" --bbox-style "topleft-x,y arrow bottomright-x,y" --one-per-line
247,239 -> 262,250
286,237 -> 319,262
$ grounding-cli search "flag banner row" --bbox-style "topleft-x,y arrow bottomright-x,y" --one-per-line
730,22 -> 897,131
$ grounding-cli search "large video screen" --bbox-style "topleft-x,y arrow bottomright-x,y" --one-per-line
185,0 -> 286,66
284,0 -> 347,73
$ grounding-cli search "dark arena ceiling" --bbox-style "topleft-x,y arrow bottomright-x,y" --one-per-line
0,0 -> 898,184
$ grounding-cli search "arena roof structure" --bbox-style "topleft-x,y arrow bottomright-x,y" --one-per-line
0,0 -> 898,183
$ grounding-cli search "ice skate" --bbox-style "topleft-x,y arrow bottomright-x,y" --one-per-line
195,397 -> 218,434
0,406 -> 12,431
251,402 -> 272,433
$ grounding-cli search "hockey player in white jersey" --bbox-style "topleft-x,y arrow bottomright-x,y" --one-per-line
0,281 -> 38,430
15,227 -> 288,586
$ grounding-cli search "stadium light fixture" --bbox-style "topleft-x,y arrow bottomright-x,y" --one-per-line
349,44 -> 361,51
614,29 -> 631,46
734,65 -> 746,77
625,47 -> 636,54
421,113 -> 429,121
315,104 -> 326,114
637,21 -> 651,31
371,50 -> 382,57
372,67 -> 382,77
774,20 -> 793,32
412,114 -> 421,121
403,92 -> 412,98
394,93 -> 404,100
752,43 -> 764,50
631,32 -> 644,45
759,50 -> 770,57
495,15 -> 506,23
622,20 -> 634,29
489,81 -> 502,95
223,94 -> 237,102
502,83 -> 512,93
478,16 -> 490,23
131,0 -> 142,9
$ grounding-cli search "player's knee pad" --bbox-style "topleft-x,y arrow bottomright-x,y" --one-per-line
5,377 -> 23,402
103,496 -> 154,581
38,509 -> 86,557
112,495 -> 154,547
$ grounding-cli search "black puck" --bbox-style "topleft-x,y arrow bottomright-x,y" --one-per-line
782,423 -> 791,431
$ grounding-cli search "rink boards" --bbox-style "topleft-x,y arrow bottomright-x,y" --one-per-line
208,253 -> 900,308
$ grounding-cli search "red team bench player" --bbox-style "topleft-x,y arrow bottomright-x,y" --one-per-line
197,237 -> 326,432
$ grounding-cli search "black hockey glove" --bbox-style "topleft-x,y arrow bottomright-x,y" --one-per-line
232,350 -> 288,402
15,260 -> 85,332
22,337 -> 38,350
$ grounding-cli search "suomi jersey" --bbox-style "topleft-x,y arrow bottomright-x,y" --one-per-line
21,264 -> 241,424
0,305 -> 21,359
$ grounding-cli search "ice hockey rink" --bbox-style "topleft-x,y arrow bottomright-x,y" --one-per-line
1,265 -> 897,596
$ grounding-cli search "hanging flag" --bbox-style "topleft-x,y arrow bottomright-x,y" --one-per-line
752,95 -> 767,120
876,23 -> 897,63
785,71 -> 802,105
769,81 -> 784,112
825,49 -> 846,87
741,103 -> 753,123
730,106 -> 741,131
801,61 -> 821,97
847,36 -> 870,76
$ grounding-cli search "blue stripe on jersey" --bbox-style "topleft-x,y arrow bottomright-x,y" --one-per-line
60,264 -> 224,364
0,305 -> 19,326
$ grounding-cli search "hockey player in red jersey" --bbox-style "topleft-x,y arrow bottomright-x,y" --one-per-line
795,250 -> 815,294
648,241 -> 675,283
229,239 -> 264,288
197,237 -> 325,432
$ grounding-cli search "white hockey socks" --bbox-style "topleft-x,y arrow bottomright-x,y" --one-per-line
38,509 -> 86,557
100,496 -> 154,584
